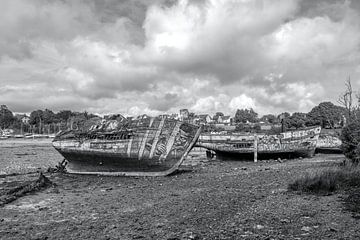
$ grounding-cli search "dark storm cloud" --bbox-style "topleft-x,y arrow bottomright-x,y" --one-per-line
1,0 -> 360,115
147,93 -> 180,111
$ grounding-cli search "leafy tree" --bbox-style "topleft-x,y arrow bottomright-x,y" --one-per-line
260,114 -> 277,124
29,110 -> 44,125
286,112 -> 307,129
43,109 -> 57,124
0,105 -> 15,128
215,112 -> 224,117
307,102 -> 345,128
213,112 -> 224,122
234,108 -> 258,123
56,110 -> 73,122
277,112 -> 290,120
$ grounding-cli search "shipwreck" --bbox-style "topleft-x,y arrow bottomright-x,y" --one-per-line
197,126 -> 321,160
52,117 -> 202,176
316,134 -> 342,154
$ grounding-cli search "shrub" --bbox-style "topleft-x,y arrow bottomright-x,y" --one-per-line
341,120 -> 360,164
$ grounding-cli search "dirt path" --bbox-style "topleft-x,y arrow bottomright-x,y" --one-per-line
1,154 -> 359,240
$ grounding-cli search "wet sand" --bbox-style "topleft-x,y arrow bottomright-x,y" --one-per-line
1,140 -> 360,239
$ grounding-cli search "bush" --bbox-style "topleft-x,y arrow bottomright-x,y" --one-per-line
341,120 -> 360,163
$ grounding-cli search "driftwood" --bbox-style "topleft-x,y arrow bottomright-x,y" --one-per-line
0,173 -> 54,207
47,159 -> 68,173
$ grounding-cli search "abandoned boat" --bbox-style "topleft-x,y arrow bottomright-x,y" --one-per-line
316,134 -> 342,154
197,126 -> 321,160
52,117 -> 202,176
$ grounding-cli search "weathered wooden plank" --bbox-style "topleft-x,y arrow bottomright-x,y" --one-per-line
138,118 -> 154,160
149,118 -> 165,159
159,121 -> 182,162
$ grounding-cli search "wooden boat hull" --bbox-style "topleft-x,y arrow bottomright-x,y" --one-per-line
52,118 -> 202,176
197,127 -> 321,160
315,134 -> 342,154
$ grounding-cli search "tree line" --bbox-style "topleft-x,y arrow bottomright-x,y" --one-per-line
233,101 -> 346,130
0,105 -> 100,133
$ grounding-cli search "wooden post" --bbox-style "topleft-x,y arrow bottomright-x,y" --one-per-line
254,134 -> 258,163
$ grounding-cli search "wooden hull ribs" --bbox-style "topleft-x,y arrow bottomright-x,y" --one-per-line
52,118 -> 202,176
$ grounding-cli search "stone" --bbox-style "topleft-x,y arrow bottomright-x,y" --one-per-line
280,219 -> 290,223
301,226 -> 311,232
255,225 -> 264,230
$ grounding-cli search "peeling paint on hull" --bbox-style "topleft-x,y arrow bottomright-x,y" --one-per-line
316,134 -> 342,154
197,127 -> 321,160
52,118 -> 202,176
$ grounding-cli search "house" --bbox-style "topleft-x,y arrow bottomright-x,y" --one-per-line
15,114 -> 30,124
193,114 -> 213,125
218,116 -> 232,125
169,113 -> 179,120
179,109 -> 189,121
260,124 -> 272,131
158,114 -> 170,119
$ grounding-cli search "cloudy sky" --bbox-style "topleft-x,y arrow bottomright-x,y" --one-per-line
1,0 -> 360,116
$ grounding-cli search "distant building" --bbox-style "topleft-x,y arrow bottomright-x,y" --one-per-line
193,114 -> 212,125
158,114 -> 169,119
179,109 -> 189,121
15,114 -> 30,124
218,116 -> 232,125
260,124 -> 272,131
170,113 -> 179,120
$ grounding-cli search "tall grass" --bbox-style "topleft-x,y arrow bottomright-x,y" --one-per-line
288,165 -> 360,194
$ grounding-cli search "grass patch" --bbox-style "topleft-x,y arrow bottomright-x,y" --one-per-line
288,165 -> 360,194
289,164 -> 360,216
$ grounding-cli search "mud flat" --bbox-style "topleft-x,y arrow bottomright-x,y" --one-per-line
0,139 -> 62,175
0,140 -> 359,239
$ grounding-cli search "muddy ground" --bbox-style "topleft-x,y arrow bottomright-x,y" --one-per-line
0,139 -> 360,239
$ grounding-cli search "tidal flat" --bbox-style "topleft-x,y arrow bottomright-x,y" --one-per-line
0,139 -> 359,239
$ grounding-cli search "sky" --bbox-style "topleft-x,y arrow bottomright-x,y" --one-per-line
0,0 -> 360,117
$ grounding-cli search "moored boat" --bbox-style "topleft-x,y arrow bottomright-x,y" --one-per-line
52,117 -> 202,176
0,135 -> 9,140
13,134 -> 25,138
197,126 -> 321,160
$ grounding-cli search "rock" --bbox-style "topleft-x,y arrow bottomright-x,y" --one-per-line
255,224 -> 264,230
182,231 -> 199,240
241,167 -> 247,170
280,219 -> 290,223
329,227 -> 338,232
133,235 -> 145,239
301,226 -> 311,232
167,237 -> 180,240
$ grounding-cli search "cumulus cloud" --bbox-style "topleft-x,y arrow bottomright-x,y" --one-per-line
0,0 -> 360,116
